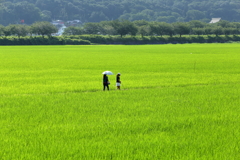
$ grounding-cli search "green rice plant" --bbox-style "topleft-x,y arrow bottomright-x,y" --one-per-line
0,44 -> 239,159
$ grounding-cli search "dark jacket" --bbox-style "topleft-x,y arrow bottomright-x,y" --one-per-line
103,75 -> 108,84
116,76 -> 120,83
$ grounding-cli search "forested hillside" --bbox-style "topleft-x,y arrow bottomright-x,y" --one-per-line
1,0 -> 240,26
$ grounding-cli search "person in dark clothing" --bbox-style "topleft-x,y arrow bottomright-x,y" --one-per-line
116,73 -> 121,90
103,74 -> 109,91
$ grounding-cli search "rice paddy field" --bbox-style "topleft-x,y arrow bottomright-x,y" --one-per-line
0,44 -> 240,159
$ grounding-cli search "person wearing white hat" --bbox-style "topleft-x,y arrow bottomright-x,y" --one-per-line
116,73 -> 121,90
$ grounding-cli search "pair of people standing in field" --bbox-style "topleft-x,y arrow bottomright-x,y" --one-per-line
103,73 -> 121,91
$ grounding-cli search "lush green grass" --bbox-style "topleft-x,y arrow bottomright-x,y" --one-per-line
0,44 -> 240,159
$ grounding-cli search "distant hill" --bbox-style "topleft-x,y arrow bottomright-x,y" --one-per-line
1,0 -> 240,25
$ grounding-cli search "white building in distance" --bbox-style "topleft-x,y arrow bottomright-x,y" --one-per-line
209,18 -> 221,23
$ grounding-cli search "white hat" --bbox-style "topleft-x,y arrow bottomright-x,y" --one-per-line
118,73 -> 121,75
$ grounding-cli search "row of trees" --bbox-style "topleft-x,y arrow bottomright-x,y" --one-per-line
1,20 -> 240,38
0,21 -> 57,38
1,0 -> 240,25
63,20 -> 240,37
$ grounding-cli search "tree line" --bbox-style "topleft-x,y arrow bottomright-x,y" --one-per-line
1,0 -> 240,26
0,21 -> 57,38
64,20 -> 240,37
1,20 -> 240,38
0,21 -> 90,45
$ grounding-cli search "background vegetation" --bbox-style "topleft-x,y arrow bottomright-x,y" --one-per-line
0,44 -> 239,159
63,20 -> 240,37
1,20 -> 240,45
1,0 -> 240,25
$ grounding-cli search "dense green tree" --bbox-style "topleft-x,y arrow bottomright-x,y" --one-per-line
223,28 -> 233,35
99,21 -> 117,35
173,22 -> 190,37
166,24 -> 174,37
192,28 -> 205,36
217,20 -> 231,28
31,21 -> 57,37
126,22 -> 138,36
148,22 -> 158,36
63,26 -> 84,35
204,27 -> 212,35
189,20 -> 206,28
134,20 -> 149,37
223,28 -> 239,36
138,25 -> 149,37
111,20 -> 137,37
149,22 -> 174,37
7,24 -> 18,35
232,22 -> 240,29
211,27 -> 223,36
231,28 -> 239,35
159,22 -> 174,37
14,24 -> 30,38
83,22 -> 102,34
3,25 -> 12,36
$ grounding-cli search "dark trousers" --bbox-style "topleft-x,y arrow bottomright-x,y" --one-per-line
103,84 -> 109,90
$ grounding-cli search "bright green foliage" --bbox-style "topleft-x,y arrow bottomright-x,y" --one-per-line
0,44 -> 240,159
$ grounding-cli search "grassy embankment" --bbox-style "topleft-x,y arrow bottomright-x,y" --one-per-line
0,44 -> 239,159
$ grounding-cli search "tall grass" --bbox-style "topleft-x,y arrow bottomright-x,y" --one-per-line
0,44 -> 239,159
